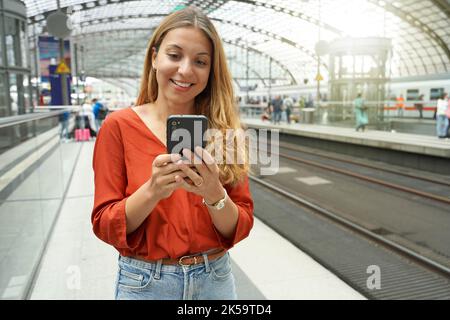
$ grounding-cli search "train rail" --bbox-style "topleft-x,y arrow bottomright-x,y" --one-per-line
275,140 -> 450,187
249,176 -> 450,299
255,140 -> 450,205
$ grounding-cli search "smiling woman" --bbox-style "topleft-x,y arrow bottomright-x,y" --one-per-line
91,6 -> 254,300
152,27 -> 212,102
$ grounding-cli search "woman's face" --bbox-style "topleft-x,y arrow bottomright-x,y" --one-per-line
152,27 -> 212,107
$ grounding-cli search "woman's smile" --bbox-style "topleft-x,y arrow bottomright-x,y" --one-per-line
170,79 -> 195,92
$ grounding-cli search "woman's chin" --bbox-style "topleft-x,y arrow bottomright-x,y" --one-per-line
165,94 -> 195,107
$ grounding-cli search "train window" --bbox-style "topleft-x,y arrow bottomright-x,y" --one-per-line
406,89 -> 419,101
430,88 -> 444,100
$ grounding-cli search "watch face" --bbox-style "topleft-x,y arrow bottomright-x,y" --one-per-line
216,201 -> 225,210
203,188 -> 227,210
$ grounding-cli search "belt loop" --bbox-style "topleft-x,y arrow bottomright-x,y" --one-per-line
154,259 -> 162,280
203,253 -> 211,273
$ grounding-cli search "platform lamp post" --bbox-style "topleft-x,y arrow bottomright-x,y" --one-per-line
80,44 -> 86,102
46,0 -> 72,106
74,43 -> 81,106
316,0 -> 322,109
32,24 -> 40,110
268,56 -> 272,103
246,39 -> 249,104
315,40 -> 329,121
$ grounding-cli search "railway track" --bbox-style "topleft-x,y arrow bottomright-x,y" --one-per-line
252,138 -> 450,263
275,140 -> 450,187
249,176 -> 450,299
255,140 -> 450,205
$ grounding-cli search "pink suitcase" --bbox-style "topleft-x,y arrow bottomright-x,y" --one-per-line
82,129 -> 91,141
75,129 -> 83,142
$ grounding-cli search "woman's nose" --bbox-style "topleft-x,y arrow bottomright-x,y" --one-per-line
178,59 -> 194,77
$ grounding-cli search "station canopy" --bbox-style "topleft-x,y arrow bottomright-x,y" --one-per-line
24,0 -> 450,91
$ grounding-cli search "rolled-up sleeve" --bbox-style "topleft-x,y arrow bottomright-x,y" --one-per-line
214,175 -> 254,249
91,117 -> 145,251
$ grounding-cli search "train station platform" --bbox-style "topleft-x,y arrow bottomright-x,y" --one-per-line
242,118 -> 450,174
20,140 -> 365,300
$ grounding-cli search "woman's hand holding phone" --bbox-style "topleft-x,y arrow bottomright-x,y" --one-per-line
174,146 -> 225,205
148,153 -> 188,201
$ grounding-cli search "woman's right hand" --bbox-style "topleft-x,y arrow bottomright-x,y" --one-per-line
148,154 -> 186,201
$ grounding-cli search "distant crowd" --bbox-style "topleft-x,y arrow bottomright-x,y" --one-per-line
59,98 -> 109,141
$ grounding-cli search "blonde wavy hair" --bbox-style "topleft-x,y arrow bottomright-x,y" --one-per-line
136,6 -> 249,186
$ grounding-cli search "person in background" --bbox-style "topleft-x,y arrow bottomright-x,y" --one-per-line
396,94 -> 405,118
59,109 -> 71,142
354,93 -> 368,132
283,95 -> 293,124
78,99 -> 97,137
271,95 -> 283,125
298,96 -> 305,109
261,105 -> 271,122
92,98 -> 105,131
97,103 -> 109,128
436,92 -> 449,139
414,94 -> 424,119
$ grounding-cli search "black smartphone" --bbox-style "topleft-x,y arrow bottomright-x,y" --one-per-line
166,115 -> 208,157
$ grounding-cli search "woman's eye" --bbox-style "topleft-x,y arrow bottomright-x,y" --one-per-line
196,60 -> 207,66
167,54 -> 180,60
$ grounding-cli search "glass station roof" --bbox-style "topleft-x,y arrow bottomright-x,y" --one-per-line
23,0 -> 450,92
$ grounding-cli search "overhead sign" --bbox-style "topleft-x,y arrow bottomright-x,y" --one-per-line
46,11 -> 72,39
56,61 -> 71,74
38,36 -> 71,82
49,64 -> 71,105
315,40 -> 329,56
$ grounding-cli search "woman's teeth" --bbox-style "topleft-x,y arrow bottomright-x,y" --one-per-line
171,79 -> 192,88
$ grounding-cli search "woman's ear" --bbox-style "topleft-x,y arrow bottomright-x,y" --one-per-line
151,46 -> 158,71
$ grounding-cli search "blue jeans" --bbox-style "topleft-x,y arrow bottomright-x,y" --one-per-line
60,120 -> 69,139
115,252 -> 237,300
436,115 -> 449,137
273,111 -> 282,124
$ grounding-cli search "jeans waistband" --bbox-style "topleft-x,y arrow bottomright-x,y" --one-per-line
119,249 -> 227,271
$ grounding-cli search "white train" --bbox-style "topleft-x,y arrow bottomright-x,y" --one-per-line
238,76 -> 450,118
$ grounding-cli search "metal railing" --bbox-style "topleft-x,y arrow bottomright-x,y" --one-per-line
0,106 -> 80,299
239,100 -> 438,131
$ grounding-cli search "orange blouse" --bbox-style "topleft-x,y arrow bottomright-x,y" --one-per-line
91,108 -> 254,260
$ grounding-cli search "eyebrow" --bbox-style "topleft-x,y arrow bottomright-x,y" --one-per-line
166,44 -> 210,56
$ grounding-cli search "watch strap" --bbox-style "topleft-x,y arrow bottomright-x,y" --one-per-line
202,188 -> 227,209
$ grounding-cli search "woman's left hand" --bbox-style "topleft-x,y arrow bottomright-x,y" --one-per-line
175,146 -> 225,204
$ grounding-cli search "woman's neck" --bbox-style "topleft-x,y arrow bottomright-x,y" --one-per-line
153,98 -> 195,121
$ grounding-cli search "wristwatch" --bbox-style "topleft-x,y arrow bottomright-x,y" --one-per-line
202,188 -> 227,210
